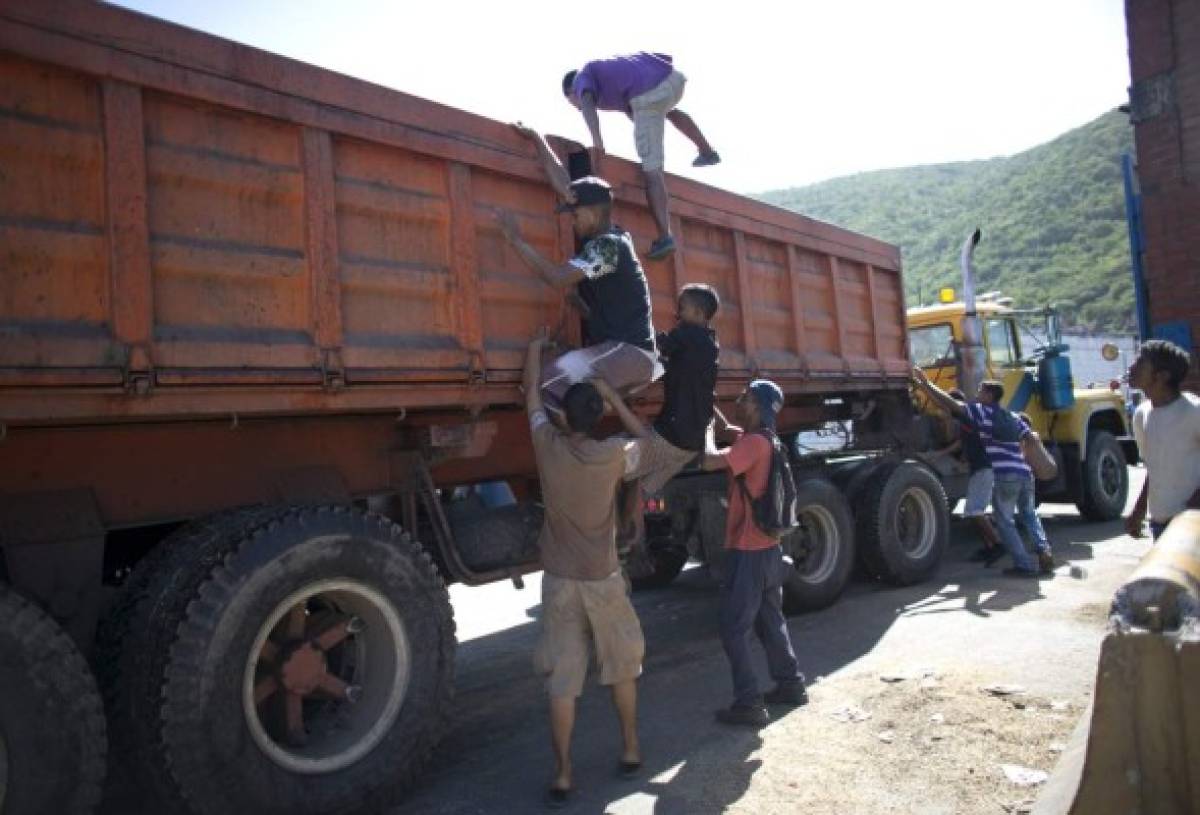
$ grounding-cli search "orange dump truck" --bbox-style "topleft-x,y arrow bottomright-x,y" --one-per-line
0,4 -> 944,813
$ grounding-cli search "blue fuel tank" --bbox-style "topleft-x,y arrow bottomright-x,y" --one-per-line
1038,349 -> 1075,411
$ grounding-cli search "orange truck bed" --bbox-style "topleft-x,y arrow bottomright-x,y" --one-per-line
0,1 -> 909,430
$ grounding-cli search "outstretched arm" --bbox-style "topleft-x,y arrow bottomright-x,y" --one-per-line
911,366 -> 967,420
578,91 -> 605,155
495,211 -> 584,290
524,334 -> 547,416
591,378 -> 648,439
512,122 -> 572,201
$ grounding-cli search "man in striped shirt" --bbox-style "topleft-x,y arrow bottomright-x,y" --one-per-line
913,369 -> 1052,577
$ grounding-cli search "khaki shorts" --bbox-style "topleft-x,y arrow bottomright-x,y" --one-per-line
625,426 -> 698,495
534,571 -> 645,698
630,69 -> 687,171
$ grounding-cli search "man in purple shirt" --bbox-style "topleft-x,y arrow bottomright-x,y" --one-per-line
562,53 -> 720,261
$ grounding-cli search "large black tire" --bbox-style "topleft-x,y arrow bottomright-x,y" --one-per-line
856,461 -> 949,585
94,505 -> 286,810
629,536 -> 689,591
1076,430 -> 1128,522
696,489 -> 730,584
158,506 -> 454,815
0,585 -> 107,815
781,478 -> 856,613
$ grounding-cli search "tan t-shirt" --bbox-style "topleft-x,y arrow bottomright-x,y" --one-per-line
530,409 -> 634,580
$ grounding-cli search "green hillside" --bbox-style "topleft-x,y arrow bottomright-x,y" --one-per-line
755,110 -> 1136,331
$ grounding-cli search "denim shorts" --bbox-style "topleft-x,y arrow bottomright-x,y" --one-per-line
963,468 -> 994,517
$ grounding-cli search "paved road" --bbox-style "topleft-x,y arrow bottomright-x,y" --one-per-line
398,470 -> 1149,814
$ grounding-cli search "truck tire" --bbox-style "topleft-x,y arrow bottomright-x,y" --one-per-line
696,489 -> 730,584
629,536 -> 689,591
1076,430 -> 1128,522
94,506 -> 286,810
158,506 -> 454,815
856,461 -> 949,585
0,585 -> 107,815
781,478 -> 856,613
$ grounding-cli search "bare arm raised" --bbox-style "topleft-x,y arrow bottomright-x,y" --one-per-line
495,210 -> 584,290
591,377 -> 648,439
512,122 -> 572,202
911,366 -> 968,421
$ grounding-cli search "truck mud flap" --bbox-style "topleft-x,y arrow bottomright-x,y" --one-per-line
1034,511 -> 1200,815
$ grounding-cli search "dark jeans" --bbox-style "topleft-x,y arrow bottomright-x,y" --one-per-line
719,546 -> 803,707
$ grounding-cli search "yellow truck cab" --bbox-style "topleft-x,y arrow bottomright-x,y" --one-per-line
908,296 -> 1135,521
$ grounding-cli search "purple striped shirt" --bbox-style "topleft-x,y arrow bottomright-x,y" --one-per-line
965,402 -> 1031,478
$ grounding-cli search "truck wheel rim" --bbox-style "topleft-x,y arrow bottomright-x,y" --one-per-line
1098,450 -> 1122,500
790,505 -> 838,584
242,579 -> 410,774
896,487 -> 937,559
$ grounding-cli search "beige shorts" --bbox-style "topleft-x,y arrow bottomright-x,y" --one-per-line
625,427 -> 698,495
534,571 -> 645,698
630,69 -> 687,171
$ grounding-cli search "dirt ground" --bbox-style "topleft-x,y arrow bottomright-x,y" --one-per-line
393,471 -> 1151,815
646,669 -> 1082,815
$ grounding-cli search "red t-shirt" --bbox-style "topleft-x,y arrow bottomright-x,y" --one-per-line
721,430 -> 778,551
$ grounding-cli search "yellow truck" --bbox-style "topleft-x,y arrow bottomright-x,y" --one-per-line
908,290 -> 1135,522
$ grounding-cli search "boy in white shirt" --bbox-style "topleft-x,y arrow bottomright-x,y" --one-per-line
1125,340 -> 1200,539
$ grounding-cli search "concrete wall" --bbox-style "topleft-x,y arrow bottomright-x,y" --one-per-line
1125,0 -> 1200,391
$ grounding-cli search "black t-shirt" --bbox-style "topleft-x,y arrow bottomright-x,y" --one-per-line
957,415 -> 992,472
570,227 -> 655,352
653,323 -> 720,452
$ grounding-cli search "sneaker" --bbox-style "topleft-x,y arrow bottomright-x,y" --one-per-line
692,150 -> 721,167
715,703 -> 769,727
1037,550 -> 1056,574
1002,567 -> 1039,579
763,683 -> 809,707
646,236 -> 677,261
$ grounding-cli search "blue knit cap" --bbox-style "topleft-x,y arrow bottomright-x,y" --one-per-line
747,379 -> 784,428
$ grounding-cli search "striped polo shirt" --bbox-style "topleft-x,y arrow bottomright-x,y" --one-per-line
965,402 -> 1032,478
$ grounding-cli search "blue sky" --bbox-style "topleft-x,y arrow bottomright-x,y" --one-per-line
111,0 -> 1131,193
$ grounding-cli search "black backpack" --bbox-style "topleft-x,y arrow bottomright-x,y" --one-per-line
736,430 -> 800,539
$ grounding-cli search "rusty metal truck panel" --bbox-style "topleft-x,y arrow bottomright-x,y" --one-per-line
0,0 -> 908,429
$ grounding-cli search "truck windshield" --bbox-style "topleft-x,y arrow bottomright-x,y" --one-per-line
985,319 -> 1020,366
909,324 -> 955,367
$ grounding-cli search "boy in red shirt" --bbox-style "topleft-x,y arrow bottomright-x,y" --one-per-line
702,380 -> 807,727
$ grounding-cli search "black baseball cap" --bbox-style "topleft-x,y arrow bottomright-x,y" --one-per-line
556,176 -> 613,212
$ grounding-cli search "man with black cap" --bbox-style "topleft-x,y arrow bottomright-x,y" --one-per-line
495,175 -> 659,416
701,379 -> 808,727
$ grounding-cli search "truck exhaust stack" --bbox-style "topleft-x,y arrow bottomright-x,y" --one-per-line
958,228 -> 987,400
